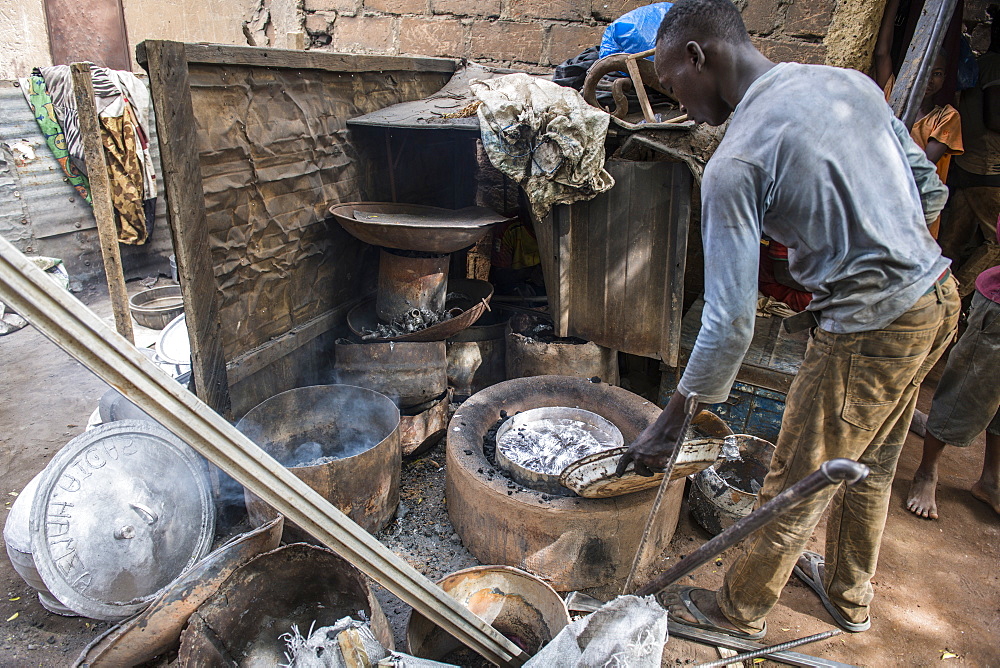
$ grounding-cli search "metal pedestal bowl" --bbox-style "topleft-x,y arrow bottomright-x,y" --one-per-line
330,202 -> 510,254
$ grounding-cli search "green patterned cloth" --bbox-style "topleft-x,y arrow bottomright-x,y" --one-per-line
22,73 -> 91,203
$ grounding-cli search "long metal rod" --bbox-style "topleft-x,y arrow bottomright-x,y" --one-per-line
668,623 -> 858,668
623,392 -> 700,594
0,235 -> 526,667
636,458 -> 869,597
691,629 -> 842,668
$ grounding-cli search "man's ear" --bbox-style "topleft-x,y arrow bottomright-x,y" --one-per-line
686,41 -> 706,71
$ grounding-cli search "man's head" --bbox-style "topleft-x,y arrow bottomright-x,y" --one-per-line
654,0 -> 756,125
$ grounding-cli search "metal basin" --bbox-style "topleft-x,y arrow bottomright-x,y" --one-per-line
177,543 -> 394,667
236,385 -> 401,541
689,434 -> 776,536
3,473 -> 75,616
330,201 -> 509,254
348,278 -> 494,342
129,285 -> 184,330
407,565 -> 570,661
560,411 -> 733,499
495,406 -> 624,496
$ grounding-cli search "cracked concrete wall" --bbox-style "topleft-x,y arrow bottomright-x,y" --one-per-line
0,0 -> 54,79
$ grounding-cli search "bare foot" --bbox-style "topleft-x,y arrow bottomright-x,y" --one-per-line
659,587 -> 759,635
971,479 -> 1000,515
906,470 -> 939,519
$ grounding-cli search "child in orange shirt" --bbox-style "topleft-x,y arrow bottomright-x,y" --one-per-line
879,51 -> 964,237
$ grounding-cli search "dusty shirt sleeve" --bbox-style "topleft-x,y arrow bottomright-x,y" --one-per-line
892,115 -> 949,225
676,158 -> 767,404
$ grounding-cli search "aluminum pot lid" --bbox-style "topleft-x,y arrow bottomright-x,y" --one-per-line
29,420 -> 215,621
155,313 -> 190,365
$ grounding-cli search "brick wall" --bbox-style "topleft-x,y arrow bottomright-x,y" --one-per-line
302,0 -> 841,71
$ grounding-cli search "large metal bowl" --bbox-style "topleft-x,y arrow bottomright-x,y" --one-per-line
330,202 -> 510,253
129,285 -> 184,330
407,565 -> 570,661
348,278 -> 494,342
236,385 -> 401,541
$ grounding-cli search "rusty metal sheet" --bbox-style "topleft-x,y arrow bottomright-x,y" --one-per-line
44,0 -> 131,71
537,159 -> 692,365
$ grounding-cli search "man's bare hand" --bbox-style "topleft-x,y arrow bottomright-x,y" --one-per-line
615,391 -> 704,477
615,422 -> 675,476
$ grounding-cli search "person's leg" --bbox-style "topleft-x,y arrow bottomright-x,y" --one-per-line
972,426 -> 1000,515
906,433 -> 947,519
912,291 -> 1000,518
939,188 -> 979,263
713,293 -> 946,631
669,329 -> 843,634
824,277 -> 960,622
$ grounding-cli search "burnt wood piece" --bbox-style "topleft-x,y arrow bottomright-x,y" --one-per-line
141,41 -> 231,418
136,41 -> 456,74
70,63 -> 134,345
888,0 -> 960,128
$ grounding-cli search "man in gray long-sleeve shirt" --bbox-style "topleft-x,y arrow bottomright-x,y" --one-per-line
616,0 -> 960,639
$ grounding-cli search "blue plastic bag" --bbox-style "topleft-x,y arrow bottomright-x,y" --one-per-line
599,2 -> 673,60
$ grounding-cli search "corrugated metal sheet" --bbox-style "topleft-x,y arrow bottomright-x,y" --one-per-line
535,159 -> 693,365
0,78 -> 172,283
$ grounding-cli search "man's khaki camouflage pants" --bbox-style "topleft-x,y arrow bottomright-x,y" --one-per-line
718,277 -> 961,631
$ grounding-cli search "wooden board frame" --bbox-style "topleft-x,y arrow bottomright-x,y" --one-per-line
139,40 -> 456,417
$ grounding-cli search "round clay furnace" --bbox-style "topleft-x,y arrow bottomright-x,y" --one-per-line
236,385 -> 401,542
447,376 -> 682,591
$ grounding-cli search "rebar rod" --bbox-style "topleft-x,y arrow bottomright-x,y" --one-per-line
691,629 -> 842,668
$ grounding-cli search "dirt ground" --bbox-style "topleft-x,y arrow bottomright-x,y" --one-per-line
1,285 -> 998,667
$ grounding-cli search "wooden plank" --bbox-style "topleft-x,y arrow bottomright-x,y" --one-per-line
556,208 -> 573,337
661,163 -> 691,367
142,40 -> 232,418
888,0 -> 959,128
622,162 -> 659,354
70,62 -> 134,345
136,41 -> 456,74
